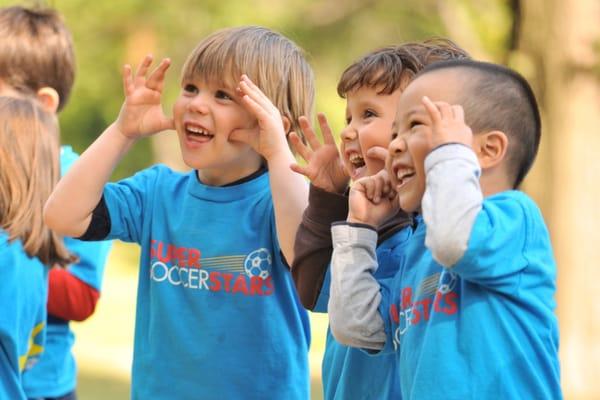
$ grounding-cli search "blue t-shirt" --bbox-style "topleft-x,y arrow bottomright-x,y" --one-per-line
22,146 -> 112,398
101,164 -> 310,400
315,228 -> 410,400
379,191 -> 561,399
0,231 -> 48,400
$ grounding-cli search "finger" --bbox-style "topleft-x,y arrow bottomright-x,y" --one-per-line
452,105 -> 465,121
317,113 -> 336,146
366,146 -> 388,162
299,116 -> 321,151
290,163 -> 310,178
422,96 -> 441,123
135,54 -> 154,79
373,176 -> 383,203
239,76 -> 275,112
239,92 -> 270,121
437,102 -> 453,119
146,58 -> 171,92
122,64 -> 133,96
288,131 -> 312,162
364,179 -> 375,202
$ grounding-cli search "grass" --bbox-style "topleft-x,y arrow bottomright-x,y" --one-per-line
72,241 -> 328,399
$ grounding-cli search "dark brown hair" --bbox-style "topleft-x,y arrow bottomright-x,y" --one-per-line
337,38 -> 470,98
0,6 -> 75,112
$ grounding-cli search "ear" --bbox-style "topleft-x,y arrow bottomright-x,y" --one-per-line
282,115 -> 292,135
472,130 -> 508,170
36,87 -> 60,113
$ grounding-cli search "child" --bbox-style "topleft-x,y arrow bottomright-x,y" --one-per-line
329,59 -> 561,398
44,26 -> 314,399
0,6 -> 112,399
0,95 -> 74,400
289,40 -> 469,399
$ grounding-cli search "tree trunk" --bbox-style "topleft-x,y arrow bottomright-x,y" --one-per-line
518,0 -> 600,397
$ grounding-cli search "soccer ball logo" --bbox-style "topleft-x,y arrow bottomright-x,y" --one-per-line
244,248 -> 272,279
437,271 -> 457,294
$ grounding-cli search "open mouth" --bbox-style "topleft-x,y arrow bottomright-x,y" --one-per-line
185,122 -> 214,143
347,153 -> 367,178
393,166 -> 416,189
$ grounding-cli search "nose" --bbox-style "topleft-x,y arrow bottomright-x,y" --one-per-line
388,136 -> 406,156
188,92 -> 209,114
340,126 -> 357,142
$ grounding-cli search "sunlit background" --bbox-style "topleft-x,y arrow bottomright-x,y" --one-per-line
3,0 -> 599,398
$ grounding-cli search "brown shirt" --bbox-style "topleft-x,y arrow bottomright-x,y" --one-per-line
292,184 -> 412,310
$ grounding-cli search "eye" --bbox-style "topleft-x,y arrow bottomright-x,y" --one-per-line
363,109 -> 376,119
345,115 -> 352,125
391,131 -> 398,140
183,83 -> 198,95
215,90 -> 233,101
409,120 -> 422,130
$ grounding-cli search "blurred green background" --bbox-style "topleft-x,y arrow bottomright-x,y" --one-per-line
3,0 -> 600,398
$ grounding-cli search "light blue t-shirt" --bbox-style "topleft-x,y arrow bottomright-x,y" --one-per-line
379,191 -> 561,399
315,227 -> 410,399
22,146 -> 112,398
0,231 -> 48,400
101,164 -> 310,400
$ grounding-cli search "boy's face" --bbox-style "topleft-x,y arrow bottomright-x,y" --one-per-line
386,69 -> 462,212
341,86 -> 403,180
173,77 -> 262,185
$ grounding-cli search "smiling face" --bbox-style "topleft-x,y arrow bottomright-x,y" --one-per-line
386,69 -> 464,212
340,86 -> 403,180
172,77 -> 262,186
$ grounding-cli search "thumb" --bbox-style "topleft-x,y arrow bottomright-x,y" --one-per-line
366,146 -> 388,162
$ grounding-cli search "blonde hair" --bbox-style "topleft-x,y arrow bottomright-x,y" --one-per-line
181,26 -> 315,140
0,96 -> 73,266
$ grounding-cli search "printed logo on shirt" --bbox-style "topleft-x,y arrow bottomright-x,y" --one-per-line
20,321 -> 45,372
388,270 -> 458,350
148,240 -> 274,296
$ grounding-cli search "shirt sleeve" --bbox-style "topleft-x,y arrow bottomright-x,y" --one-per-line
292,184 -> 349,311
422,143 -> 483,267
328,223 -> 386,350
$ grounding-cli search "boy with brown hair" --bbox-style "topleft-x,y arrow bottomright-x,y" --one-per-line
44,26 -> 315,399
289,40 -> 469,399
0,6 -> 112,400
329,59 -> 561,398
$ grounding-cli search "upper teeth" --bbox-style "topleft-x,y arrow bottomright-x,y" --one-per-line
349,153 -> 364,165
396,168 -> 414,180
187,125 -> 210,136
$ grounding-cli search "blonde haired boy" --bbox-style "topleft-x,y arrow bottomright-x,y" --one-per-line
45,26 -> 314,399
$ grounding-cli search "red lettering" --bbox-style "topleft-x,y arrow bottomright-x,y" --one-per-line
262,277 -> 274,296
174,247 -> 186,266
401,287 -> 413,309
150,240 -> 157,258
222,273 -> 234,292
188,248 -> 201,268
209,272 -> 221,292
443,292 -> 458,314
420,298 -> 432,321
232,275 -> 249,295
389,304 -> 399,324
250,276 -> 263,295
433,291 -> 444,313
155,242 -> 170,262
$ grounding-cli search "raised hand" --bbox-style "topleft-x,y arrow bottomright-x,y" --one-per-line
422,96 -> 473,151
115,55 -> 174,139
289,113 -> 349,193
229,75 -> 288,161
347,170 -> 398,227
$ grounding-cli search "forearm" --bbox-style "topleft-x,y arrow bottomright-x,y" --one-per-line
292,185 -> 349,309
422,144 -> 483,267
44,123 -> 136,237
267,150 -> 309,264
328,223 -> 386,350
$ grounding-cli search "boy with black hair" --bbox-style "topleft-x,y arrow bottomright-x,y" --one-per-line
329,59 -> 561,399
